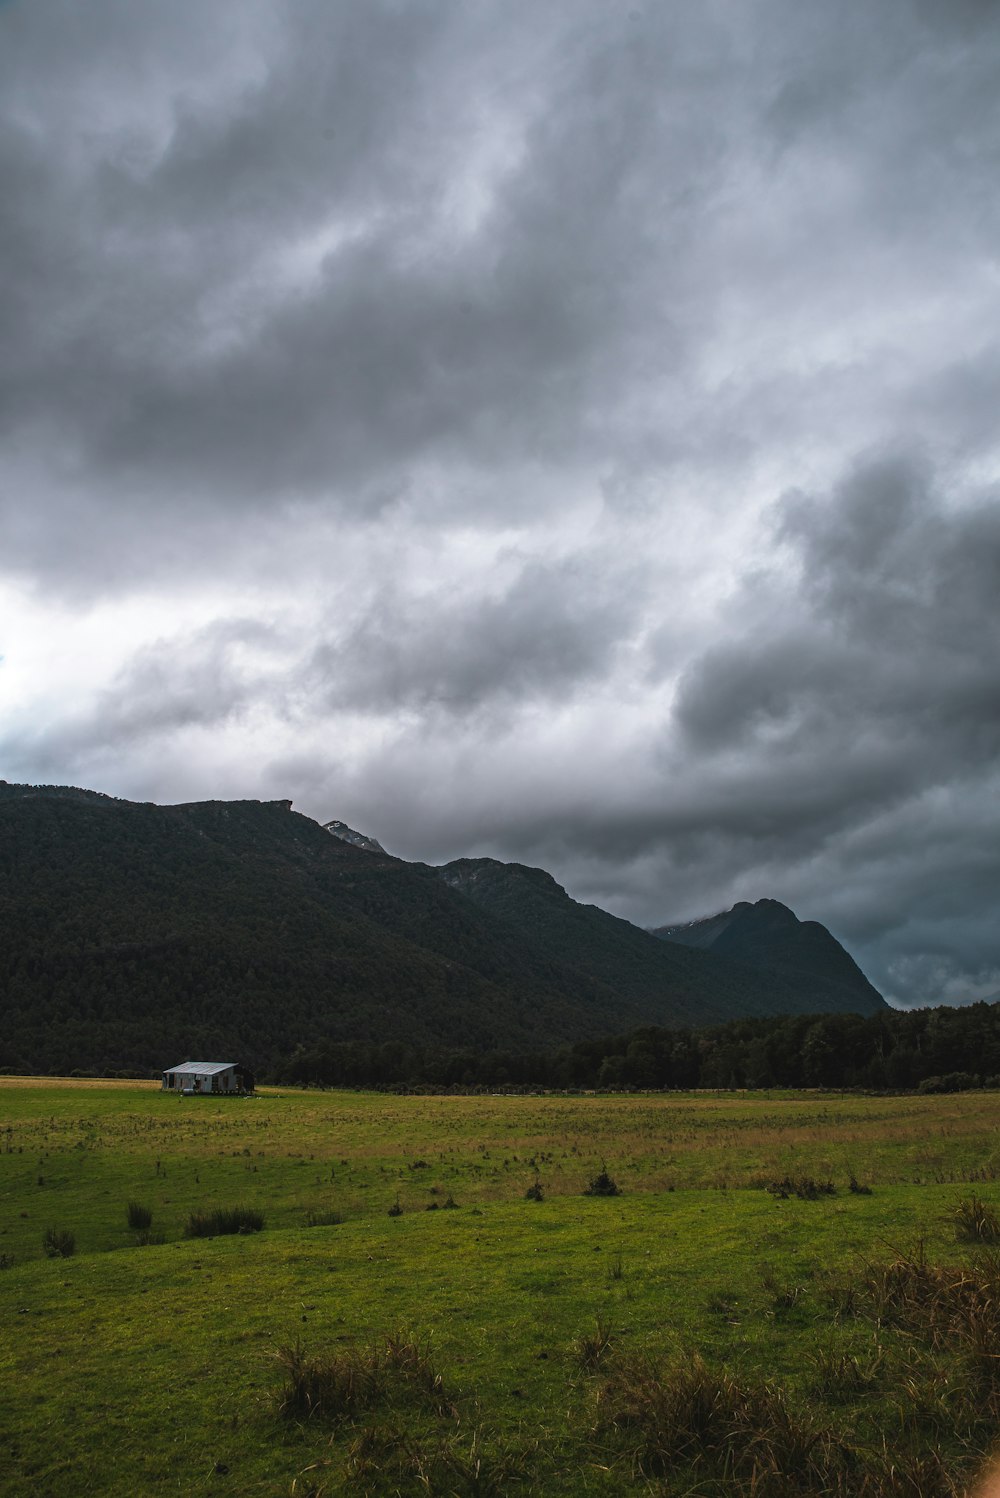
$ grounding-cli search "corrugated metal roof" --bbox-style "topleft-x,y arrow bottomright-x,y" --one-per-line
164,1061 -> 238,1075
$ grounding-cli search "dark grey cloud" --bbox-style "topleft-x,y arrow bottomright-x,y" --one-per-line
254,454 -> 1000,1007
2,0 -> 690,576
308,553 -> 643,715
2,0 -> 999,1008
669,454 -> 1000,833
5,0 -> 996,581
676,460 -> 1000,797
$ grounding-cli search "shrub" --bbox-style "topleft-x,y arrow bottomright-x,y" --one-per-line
126,1201 -> 152,1231
955,1194 -> 1000,1244
848,1174 -> 873,1195
766,1176 -> 836,1201
584,1164 -> 621,1197
919,1072 -> 979,1094
0,1252 -> 14,1269
525,1177 -> 544,1202
184,1206 -> 264,1238
387,1195 -> 403,1218
134,1229 -> 165,1247
42,1227 -> 75,1258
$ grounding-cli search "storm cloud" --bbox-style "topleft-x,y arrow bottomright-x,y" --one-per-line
2,0 -> 998,1007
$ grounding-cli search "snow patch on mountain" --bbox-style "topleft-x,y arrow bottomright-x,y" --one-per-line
322,819 -> 385,854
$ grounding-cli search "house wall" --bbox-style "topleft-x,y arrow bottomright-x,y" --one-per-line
162,1068 -> 241,1092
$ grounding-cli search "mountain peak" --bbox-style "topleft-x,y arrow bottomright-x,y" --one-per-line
322,819 -> 385,854
651,898 -> 885,1016
731,898 -> 798,927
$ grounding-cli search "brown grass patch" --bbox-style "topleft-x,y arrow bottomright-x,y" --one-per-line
276,1333 -> 454,1423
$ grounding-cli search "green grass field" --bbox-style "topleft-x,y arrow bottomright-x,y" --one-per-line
3,1081 -> 1000,1496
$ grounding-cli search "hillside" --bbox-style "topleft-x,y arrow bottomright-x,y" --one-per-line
0,785 -> 884,1075
0,784 -> 796,1075
0,788 -> 614,1072
652,898 -> 885,1017
438,858 -> 808,1023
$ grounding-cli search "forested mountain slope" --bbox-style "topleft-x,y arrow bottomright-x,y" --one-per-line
438,858 -> 807,1023
652,898 -> 885,1017
0,784 -> 883,1074
0,786 -> 775,1073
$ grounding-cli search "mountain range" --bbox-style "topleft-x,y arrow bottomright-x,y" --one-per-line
0,782 -> 884,1074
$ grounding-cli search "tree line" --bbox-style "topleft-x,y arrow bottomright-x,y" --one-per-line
274,1001 -> 1000,1093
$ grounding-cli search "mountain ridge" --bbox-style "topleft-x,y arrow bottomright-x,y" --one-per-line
652,898 -> 884,1017
0,783 -> 884,1074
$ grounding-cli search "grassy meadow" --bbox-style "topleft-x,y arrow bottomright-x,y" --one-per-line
3,1081 -> 1000,1495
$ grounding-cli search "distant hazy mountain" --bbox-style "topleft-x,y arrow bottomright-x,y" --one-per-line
652,898 -> 885,1017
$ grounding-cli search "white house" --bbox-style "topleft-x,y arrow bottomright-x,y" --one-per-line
161,1061 -> 254,1094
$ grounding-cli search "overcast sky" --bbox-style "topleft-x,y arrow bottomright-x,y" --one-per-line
2,0 -> 998,1008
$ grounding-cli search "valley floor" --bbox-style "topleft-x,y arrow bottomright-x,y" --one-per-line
2,1082 -> 1000,1495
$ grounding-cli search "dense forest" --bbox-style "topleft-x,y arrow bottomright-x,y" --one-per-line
0,783 -> 884,1075
440,863 -> 883,1018
274,1003 -> 1000,1093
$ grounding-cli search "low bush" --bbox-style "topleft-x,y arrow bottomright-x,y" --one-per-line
184,1206 -> 264,1238
919,1072 -> 979,1094
584,1164 -> 621,1197
126,1201 -> 152,1231
767,1176 -> 836,1201
42,1227 -> 75,1258
525,1177 -> 544,1202
134,1229 -> 165,1246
